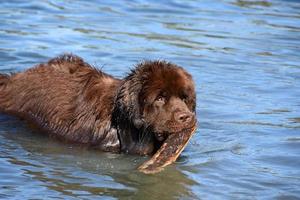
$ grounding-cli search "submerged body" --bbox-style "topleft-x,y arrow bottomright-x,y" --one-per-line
0,54 -> 196,158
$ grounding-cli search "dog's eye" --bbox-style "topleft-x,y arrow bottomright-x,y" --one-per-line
181,93 -> 189,101
155,96 -> 165,103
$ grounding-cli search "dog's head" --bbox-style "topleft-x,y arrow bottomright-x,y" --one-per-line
117,61 -> 196,143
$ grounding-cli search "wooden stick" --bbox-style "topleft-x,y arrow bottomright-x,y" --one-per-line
138,126 -> 197,174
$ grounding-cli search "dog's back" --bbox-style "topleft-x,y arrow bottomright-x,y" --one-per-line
0,54 -> 121,146
0,73 -> 9,86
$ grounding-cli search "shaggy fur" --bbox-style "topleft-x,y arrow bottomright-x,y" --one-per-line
0,54 -> 196,155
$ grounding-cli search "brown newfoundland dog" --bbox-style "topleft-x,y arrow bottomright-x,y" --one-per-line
0,54 -> 196,156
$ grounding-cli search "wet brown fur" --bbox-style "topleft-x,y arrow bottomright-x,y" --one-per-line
0,54 -> 196,155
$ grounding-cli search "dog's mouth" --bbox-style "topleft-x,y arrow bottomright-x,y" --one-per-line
139,124 -> 197,174
154,121 -> 197,142
154,132 -> 168,142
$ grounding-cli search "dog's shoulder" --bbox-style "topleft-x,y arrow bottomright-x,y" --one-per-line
23,54 -> 107,82
45,54 -> 93,74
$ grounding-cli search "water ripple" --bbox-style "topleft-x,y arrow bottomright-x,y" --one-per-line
0,0 -> 300,199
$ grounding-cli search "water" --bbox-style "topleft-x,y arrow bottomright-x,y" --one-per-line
0,0 -> 299,199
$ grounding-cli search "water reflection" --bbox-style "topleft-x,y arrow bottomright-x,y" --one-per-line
1,116 -> 197,199
234,0 -> 272,7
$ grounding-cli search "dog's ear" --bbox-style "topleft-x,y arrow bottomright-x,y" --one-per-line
114,74 -> 145,128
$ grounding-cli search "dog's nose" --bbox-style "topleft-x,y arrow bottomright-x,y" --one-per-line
175,112 -> 194,124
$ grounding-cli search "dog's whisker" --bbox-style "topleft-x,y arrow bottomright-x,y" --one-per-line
139,125 -> 151,144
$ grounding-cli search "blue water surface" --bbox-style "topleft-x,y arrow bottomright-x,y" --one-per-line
0,0 -> 300,199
